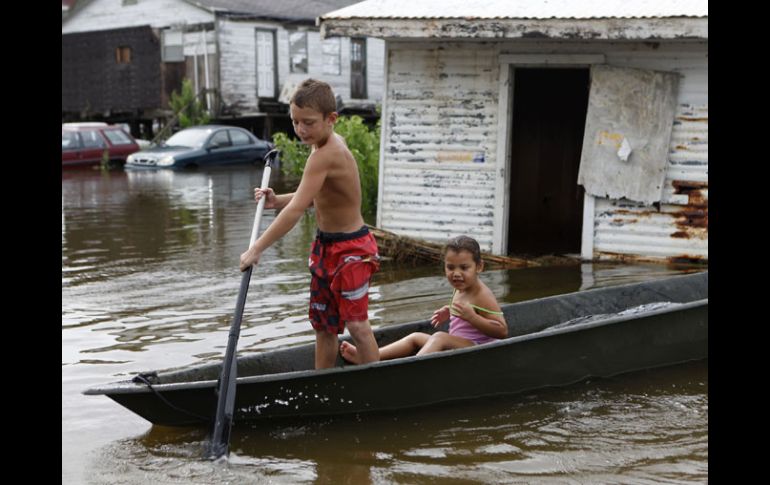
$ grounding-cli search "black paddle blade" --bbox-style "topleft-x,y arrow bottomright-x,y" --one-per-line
205,267 -> 253,460
204,418 -> 231,460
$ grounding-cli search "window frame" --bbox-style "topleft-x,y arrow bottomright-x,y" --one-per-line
289,31 -> 308,74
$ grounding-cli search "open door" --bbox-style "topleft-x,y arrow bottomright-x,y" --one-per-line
507,68 -> 590,255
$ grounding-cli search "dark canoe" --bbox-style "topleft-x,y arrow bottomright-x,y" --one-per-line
84,271 -> 708,426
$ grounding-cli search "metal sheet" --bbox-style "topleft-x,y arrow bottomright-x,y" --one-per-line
319,0 -> 708,40
590,103 -> 707,262
321,0 -> 708,20
578,65 -> 680,205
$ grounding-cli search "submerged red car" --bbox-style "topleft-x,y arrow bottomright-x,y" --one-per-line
62,123 -> 141,168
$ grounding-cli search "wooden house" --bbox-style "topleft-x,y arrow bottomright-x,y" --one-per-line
62,0 -> 384,139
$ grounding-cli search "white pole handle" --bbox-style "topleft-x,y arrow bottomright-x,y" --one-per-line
249,164 -> 272,247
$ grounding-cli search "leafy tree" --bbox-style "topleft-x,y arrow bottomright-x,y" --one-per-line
169,79 -> 211,128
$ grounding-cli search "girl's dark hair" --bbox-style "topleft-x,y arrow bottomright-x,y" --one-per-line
290,78 -> 337,116
444,235 -> 482,265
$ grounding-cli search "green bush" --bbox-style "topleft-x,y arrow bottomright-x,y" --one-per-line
272,132 -> 310,178
272,115 -> 381,217
169,79 -> 211,129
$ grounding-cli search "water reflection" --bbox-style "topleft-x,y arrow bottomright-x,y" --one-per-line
62,168 -> 270,287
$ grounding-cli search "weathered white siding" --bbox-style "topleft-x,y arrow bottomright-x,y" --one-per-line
217,18 -> 263,114
300,33 -> 384,104
62,0 -> 213,33
378,43 -> 501,251
367,38 -> 386,103
218,19 -> 384,114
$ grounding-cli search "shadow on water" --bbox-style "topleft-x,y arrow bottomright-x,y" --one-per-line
90,360 -> 706,485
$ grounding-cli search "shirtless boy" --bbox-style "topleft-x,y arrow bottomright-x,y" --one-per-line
239,79 -> 380,369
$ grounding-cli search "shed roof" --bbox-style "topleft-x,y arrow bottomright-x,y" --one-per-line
319,0 -> 708,40
320,0 -> 708,20
187,0 -> 359,21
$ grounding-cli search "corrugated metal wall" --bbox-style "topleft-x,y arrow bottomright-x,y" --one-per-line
590,45 -> 708,262
593,103 -> 708,262
379,44 -> 501,251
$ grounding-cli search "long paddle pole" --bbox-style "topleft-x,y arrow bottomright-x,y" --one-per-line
205,149 -> 278,460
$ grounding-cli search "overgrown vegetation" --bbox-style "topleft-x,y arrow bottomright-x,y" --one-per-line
272,115 -> 381,218
169,79 -> 211,129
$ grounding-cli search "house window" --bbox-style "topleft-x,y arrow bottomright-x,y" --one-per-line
116,46 -> 132,64
289,31 -> 308,73
350,38 -> 367,99
323,38 -> 341,75
162,30 -> 184,62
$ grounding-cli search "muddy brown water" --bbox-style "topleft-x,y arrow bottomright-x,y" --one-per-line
62,166 -> 707,484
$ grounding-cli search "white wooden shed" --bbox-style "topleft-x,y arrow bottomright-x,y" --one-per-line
62,0 -> 384,135
320,0 -> 708,263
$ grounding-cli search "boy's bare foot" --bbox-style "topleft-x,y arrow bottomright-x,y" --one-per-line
339,341 -> 361,364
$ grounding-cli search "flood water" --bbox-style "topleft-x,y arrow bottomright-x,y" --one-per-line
62,165 -> 707,484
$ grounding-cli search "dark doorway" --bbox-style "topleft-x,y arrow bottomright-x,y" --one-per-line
350,38 -> 367,99
507,68 -> 590,255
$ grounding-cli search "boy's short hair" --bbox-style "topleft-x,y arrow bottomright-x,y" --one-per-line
290,79 -> 337,116
444,235 -> 482,265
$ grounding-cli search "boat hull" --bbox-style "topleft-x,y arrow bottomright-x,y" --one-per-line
85,271 -> 708,426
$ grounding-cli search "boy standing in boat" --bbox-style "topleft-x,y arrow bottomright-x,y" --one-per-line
240,79 -> 380,370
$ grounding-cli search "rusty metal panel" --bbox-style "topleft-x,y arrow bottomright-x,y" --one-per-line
379,45 -> 500,251
593,198 -> 707,262
578,65 -> 680,205
662,104 -> 708,203
592,104 -> 707,262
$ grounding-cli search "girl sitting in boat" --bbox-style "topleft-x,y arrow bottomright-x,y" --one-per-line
340,235 -> 508,363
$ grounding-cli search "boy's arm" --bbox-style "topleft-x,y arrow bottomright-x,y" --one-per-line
272,192 -> 295,210
275,193 -> 314,210
239,154 -> 328,270
254,189 -> 295,210
257,191 -> 313,211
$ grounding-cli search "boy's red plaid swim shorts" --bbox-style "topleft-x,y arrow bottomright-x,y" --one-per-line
308,226 -> 380,334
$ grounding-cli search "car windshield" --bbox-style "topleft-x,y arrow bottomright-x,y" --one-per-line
164,129 -> 211,148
